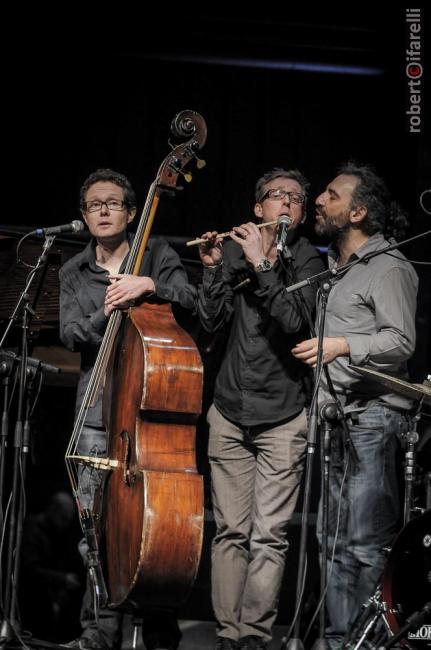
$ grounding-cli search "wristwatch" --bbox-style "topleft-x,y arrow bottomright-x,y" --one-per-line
255,258 -> 273,273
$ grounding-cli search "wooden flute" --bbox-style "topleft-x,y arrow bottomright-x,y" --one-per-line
186,220 -> 279,247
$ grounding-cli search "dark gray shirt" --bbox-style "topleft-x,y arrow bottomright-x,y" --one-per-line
59,235 -> 197,426
198,236 -> 325,426
320,233 -> 418,412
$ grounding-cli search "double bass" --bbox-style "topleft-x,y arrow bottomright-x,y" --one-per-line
65,110 -> 207,610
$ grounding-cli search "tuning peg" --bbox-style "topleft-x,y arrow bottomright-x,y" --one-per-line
190,150 -> 206,169
178,169 -> 193,183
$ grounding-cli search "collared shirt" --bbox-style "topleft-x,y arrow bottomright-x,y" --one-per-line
198,236 -> 325,426
59,235 -> 197,426
319,232 -> 418,412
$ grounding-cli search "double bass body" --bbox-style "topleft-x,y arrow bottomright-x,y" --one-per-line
100,302 -> 204,609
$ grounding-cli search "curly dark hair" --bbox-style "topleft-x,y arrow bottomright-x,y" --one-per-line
79,168 -> 136,211
338,162 -> 409,241
255,167 -> 310,203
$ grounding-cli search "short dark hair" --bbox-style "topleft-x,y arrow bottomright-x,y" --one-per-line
80,168 -> 136,210
255,167 -> 310,203
338,162 -> 409,240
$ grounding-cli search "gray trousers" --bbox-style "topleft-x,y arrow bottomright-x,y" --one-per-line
207,404 -> 308,642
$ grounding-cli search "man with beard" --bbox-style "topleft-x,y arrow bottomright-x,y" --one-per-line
292,162 -> 418,647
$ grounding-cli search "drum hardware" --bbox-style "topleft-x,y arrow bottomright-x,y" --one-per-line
345,586 -> 391,650
379,602 -> 431,650
342,369 -> 431,649
403,400 -> 423,524
349,366 -> 431,522
343,510 -> 431,650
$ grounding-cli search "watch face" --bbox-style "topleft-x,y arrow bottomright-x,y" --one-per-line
257,258 -> 272,272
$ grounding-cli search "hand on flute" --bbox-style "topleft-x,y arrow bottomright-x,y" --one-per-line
198,231 -> 224,267
230,222 -> 266,267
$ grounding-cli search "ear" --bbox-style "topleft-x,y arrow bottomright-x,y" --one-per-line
127,208 -> 136,224
350,205 -> 367,225
254,202 -> 263,220
300,206 -> 307,224
81,211 -> 89,228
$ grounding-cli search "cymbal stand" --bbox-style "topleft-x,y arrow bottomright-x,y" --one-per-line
403,397 -> 423,524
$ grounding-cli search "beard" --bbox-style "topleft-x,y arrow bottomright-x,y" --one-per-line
315,211 -> 351,241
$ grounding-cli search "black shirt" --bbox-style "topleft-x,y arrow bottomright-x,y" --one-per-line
198,236 -> 324,426
59,235 -> 197,427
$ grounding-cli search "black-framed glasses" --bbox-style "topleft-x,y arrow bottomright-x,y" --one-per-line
84,199 -> 127,213
260,189 -> 305,204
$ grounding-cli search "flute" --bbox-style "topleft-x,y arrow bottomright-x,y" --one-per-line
186,220 -> 278,247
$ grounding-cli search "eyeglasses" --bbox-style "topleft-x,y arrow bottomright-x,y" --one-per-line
84,200 -> 127,213
260,189 -> 305,204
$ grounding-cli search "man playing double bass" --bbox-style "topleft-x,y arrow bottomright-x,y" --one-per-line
59,168 -> 197,650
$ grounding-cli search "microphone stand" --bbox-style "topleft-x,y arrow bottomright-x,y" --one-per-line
0,234 -> 58,647
282,280 -> 331,650
278,245 -> 355,650
0,355 -> 17,530
0,235 -> 56,349
313,401 -> 341,650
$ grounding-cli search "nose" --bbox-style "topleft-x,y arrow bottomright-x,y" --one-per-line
315,191 -> 325,207
100,201 -> 110,213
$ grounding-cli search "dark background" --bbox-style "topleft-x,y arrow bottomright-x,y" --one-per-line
7,8 -> 429,236
1,5 -> 430,636
5,6 -> 429,383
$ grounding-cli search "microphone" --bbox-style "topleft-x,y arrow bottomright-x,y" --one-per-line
0,350 -> 60,374
276,215 -> 294,252
32,220 -> 85,236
